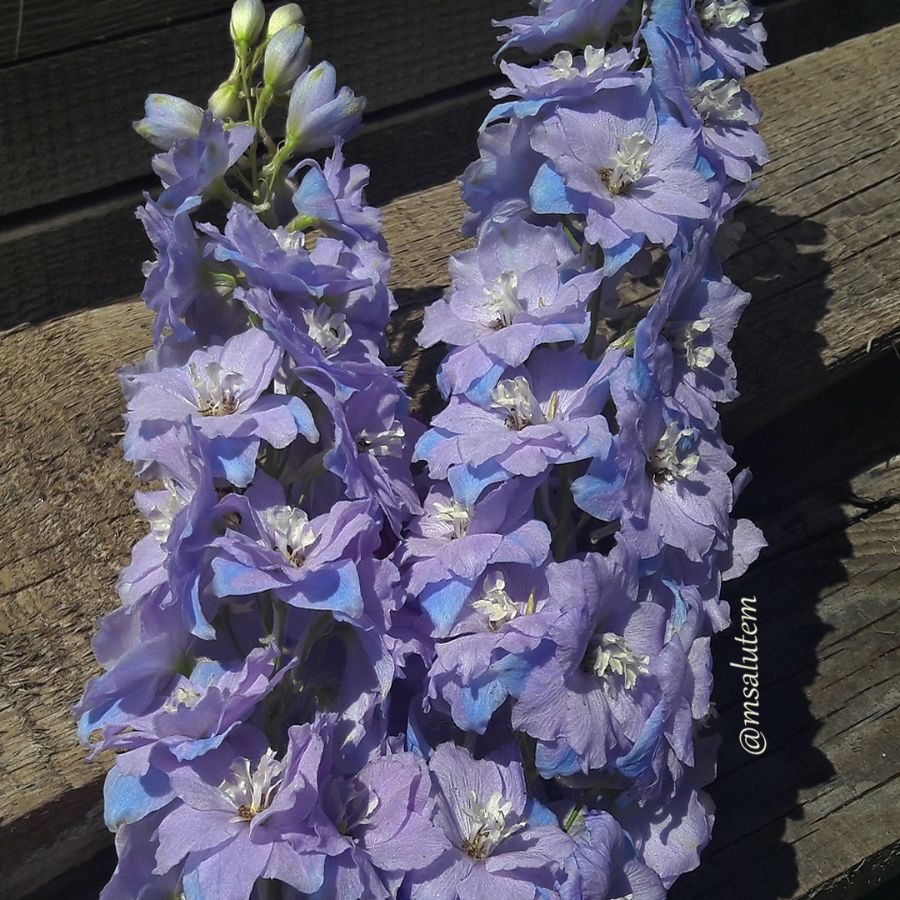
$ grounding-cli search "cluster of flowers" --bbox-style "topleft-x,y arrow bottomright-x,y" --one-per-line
75,0 -> 769,897
77,2 -> 430,896
407,0 -> 769,894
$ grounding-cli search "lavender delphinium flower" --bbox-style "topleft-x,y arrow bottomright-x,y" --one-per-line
402,0 -> 771,895
77,4 -> 436,897
80,0 -> 772,895
406,743 -> 574,899
529,76 -> 710,262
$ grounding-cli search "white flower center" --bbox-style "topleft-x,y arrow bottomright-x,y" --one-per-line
583,45 -> 608,76
603,132 -> 652,195
147,478 -> 185,541
356,421 -> 405,458
303,305 -> 351,356
264,505 -> 317,566
647,422 -> 700,485
549,49 -> 579,80
162,682 -> 204,713
458,791 -> 526,860
220,749 -> 284,822
665,319 -> 714,369
647,422 -> 701,484
691,78 -> 744,122
471,572 -> 518,628
275,229 -> 306,253
591,632 -> 650,690
698,0 -> 750,29
189,361 -> 244,416
491,377 -> 546,430
482,271 -> 523,329
422,498 -> 471,541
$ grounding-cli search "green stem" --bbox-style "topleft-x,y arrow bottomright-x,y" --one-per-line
563,803 -> 583,832
238,49 -> 260,191
261,142 -> 294,204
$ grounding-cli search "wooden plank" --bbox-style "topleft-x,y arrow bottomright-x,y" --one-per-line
0,0 -> 895,233
0,0 -> 895,71
731,352 -> 900,562
0,1 -> 230,65
3,23 -> 900,897
671,457 -> 900,899
0,0 -> 520,218
760,0 -> 900,68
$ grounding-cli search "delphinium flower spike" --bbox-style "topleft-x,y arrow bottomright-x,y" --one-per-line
406,0 -> 770,894
76,4 -> 433,897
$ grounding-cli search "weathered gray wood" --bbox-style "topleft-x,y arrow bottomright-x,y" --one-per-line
3,22 -> 900,899
0,0 -> 520,218
671,457 -> 900,899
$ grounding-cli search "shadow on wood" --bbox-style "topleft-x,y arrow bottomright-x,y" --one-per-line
660,200 -> 835,899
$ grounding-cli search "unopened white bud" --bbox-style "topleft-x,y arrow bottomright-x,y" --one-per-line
263,24 -> 311,94
230,0 -> 265,46
208,80 -> 244,120
267,4 -> 305,37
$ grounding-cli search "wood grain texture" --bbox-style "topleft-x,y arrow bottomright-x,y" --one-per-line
0,0 -> 520,218
672,457 -> 900,899
2,21 -> 900,899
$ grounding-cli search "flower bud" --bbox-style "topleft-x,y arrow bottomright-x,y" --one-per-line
230,0 -> 265,46
133,93 -> 204,150
286,61 -> 365,153
208,81 -> 244,120
263,24 -> 311,94
267,3 -> 305,38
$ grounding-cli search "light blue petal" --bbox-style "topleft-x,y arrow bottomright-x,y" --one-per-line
602,237 -> 643,275
420,578 -> 474,636
413,428 -> 444,463
536,740 -> 581,777
482,97 -> 553,129
461,677 -> 507,733
463,360 -> 508,406
172,730 -> 229,762
530,162 -> 578,215
572,444 -> 625,522
617,701 -> 667,779
292,166 -> 340,223
284,561 -> 364,620
448,461 -> 507,507
208,435 -> 258,487
104,766 -> 173,832
286,396 -> 319,442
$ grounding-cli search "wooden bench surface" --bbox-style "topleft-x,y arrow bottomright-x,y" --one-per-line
2,22 -> 900,900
